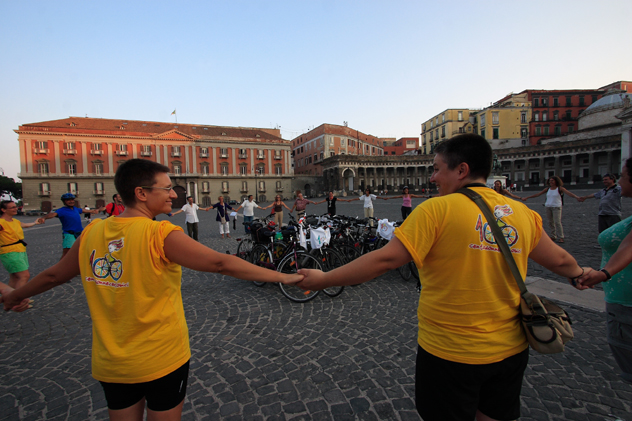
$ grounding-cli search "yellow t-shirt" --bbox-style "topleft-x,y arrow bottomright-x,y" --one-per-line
395,187 -> 542,365
0,219 -> 26,254
79,217 -> 190,383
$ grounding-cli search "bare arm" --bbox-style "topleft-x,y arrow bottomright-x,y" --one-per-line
283,202 -> 292,211
295,237 -> 412,290
560,187 -> 580,200
314,199 -> 326,205
387,195 -> 403,200
37,211 -> 58,224
523,188 -> 548,200
164,231 -> 302,284
170,209 -> 184,216
1,236 -> 81,310
503,189 -> 523,201
20,219 -> 43,228
528,230 -> 587,285
578,193 -> 596,202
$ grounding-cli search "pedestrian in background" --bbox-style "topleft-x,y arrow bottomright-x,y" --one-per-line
578,174 -> 622,233
169,196 -> 211,241
314,191 -> 352,216
290,190 -> 316,220
84,205 -> 92,221
264,195 -> 291,229
235,195 -> 263,233
523,176 -> 580,243
0,159 -> 303,420
209,196 -> 234,239
492,180 -> 523,201
347,188 -> 385,226
105,194 -> 125,217
383,186 -> 426,220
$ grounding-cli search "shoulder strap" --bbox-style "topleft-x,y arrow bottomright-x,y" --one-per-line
456,188 -> 529,297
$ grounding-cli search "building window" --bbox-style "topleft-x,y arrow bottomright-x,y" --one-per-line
201,164 -> 210,175
92,143 -> 102,155
116,144 -> 128,156
38,162 -> 49,175
579,96 -> 585,106
535,126 -> 541,136
541,97 -> 548,106
67,162 -> 77,175
534,112 -> 539,122
521,112 -> 526,123
591,94 -> 598,104
276,181 -> 282,191
220,163 -> 228,175
241,181 -> 248,192
566,96 -> 572,106
480,114 -> 486,126
553,97 -> 559,107
141,145 -> 152,156
64,142 -> 76,154
553,111 -> 559,121
94,182 -> 104,195
481,129 -> 486,138
258,181 -> 265,192
521,128 -> 528,138
555,125 -> 562,136
239,148 -> 247,158
493,128 -> 499,139
222,181 -> 229,193
202,181 -> 210,193
566,110 -> 572,120
274,151 -> 282,160
257,149 -> 265,159
257,164 -> 265,175
458,111 -> 463,121
173,164 -> 181,175
199,147 -> 209,157
239,164 -> 247,175
39,182 -> 50,195
275,164 -> 282,175
492,112 -> 499,125
567,124 -> 574,133
442,114 -> 445,123
543,126 -> 550,136
172,146 -> 181,157
220,148 -> 228,158
542,112 -> 547,122
533,98 -> 539,107
68,182 -> 78,195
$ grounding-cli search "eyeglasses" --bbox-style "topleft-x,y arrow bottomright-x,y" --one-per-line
141,186 -> 174,192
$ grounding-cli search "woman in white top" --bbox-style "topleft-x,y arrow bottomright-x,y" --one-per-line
235,195 -> 263,233
523,176 -> 580,243
348,188 -> 384,227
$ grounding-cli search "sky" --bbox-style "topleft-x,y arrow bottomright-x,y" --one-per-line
1,0 -> 631,181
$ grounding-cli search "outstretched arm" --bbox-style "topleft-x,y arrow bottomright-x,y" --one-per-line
503,189 -> 523,201
20,219 -> 44,228
295,237 -> 412,290
171,209 -> 185,216
578,229 -> 632,288
37,211 -> 58,224
283,202 -> 292,211
314,199 -> 326,205
560,187 -> 580,200
528,230 -> 589,289
523,188 -> 548,201
578,193 -> 596,203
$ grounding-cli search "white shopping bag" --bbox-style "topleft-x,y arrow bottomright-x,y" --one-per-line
299,225 -> 307,249
377,219 -> 395,241
310,227 -> 331,249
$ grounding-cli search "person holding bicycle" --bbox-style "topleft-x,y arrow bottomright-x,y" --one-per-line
1,159 -> 303,421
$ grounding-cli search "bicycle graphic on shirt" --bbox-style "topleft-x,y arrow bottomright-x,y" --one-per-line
475,205 -> 519,247
89,238 -> 124,281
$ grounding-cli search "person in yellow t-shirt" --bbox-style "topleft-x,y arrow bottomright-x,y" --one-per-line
294,134 -> 590,421
1,159 -> 303,421
0,200 -> 42,311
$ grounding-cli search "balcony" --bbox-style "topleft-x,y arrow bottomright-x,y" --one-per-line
90,150 -> 103,155
258,187 -> 266,193
220,154 -> 228,158
140,151 -> 152,156
276,187 -> 283,192
222,188 -> 229,193
39,191 -> 51,196
240,187 -> 248,193
33,148 -> 49,154
63,149 -> 77,155
116,150 -> 128,156
274,154 -> 282,160
171,152 -> 181,157
93,190 -> 104,196
239,154 -> 247,159
199,152 -> 209,158
257,154 -> 265,160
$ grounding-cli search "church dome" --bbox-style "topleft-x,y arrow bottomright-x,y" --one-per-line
582,90 -> 632,116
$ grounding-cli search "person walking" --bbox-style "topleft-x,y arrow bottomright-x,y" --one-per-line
578,173 -> 622,233
314,191 -> 352,216
234,195 -> 263,233
209,196 -> 234,239
577,160 -> 632,384
383,186 -> 426,220
84,205 -> 92,222
0,159 -> 303,420
492,180 -> 523,201
169,196 -> 211,241
37,194 -> 105,258
522,175 -> 580,243
264,195 -> 291,229
348,188 -> 384,226
105,194 -> 125,217
294,134 -> 587,421
290,190 -> 316,220
0,200 -> 41,311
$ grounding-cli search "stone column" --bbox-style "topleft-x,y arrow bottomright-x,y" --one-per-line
588,153 -> 595,185
81,142 -> 88,174
107,143 -> 114,176
538,157 -> 545,186
212,147 -> 218,176
570,154 -> 577,185
53,140 -> 61,175
191,145 -> 196,175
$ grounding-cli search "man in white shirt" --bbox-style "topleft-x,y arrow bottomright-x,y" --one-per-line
349,188 -> 384,227
170,196 -> 211,241
235,195 -> 263,233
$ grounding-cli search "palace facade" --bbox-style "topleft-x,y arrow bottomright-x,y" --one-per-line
17,117 -> 293,212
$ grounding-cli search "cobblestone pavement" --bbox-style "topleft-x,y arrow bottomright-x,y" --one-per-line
1,191 -> 631,420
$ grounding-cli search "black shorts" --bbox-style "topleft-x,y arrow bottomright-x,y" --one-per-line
415,346 -> 528,421
99,360 -> 190,411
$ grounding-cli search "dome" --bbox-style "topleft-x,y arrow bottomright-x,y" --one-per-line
582,90 -> 632,116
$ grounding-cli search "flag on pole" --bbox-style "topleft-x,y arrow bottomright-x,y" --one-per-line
171,109 -> 176,115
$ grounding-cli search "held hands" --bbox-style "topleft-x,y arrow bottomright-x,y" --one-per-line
577,197 -> 586,203
0,287 -> 31,312
36,218 -> 46,224
576,267 -> 608,289
295,268 -> 327,290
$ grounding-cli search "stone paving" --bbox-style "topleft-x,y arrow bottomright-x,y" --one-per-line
0,191 -> 631,420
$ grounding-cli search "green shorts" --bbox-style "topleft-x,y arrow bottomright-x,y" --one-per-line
0,252 -> 29,273
62,233 -> 79,249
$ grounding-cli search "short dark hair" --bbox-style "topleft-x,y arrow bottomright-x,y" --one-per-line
433,134 -> 492,180
114,159 -> 170,206
604,173 -> 617,181
186,196 -> 193,200
248,195 -> 253,200
0,200 -> 14,215
112,194 -> 118,201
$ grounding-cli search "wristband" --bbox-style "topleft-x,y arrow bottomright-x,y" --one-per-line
599,268 -> 612,282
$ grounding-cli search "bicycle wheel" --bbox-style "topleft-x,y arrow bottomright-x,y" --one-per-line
277,251 -> 321,302
336,244 -> 362,264
397,261 -> 412,281
236,238 -> 255,260
250,244 -> 273,287
309,248 -> 345,297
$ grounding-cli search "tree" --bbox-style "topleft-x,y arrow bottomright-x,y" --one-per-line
0,175 -> 22,199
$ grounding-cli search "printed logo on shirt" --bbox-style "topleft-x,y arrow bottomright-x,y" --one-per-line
470,204 -> 520,253
88,238 -> 127,286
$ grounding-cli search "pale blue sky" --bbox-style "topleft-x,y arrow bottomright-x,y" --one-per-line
1,0 -> 630,180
